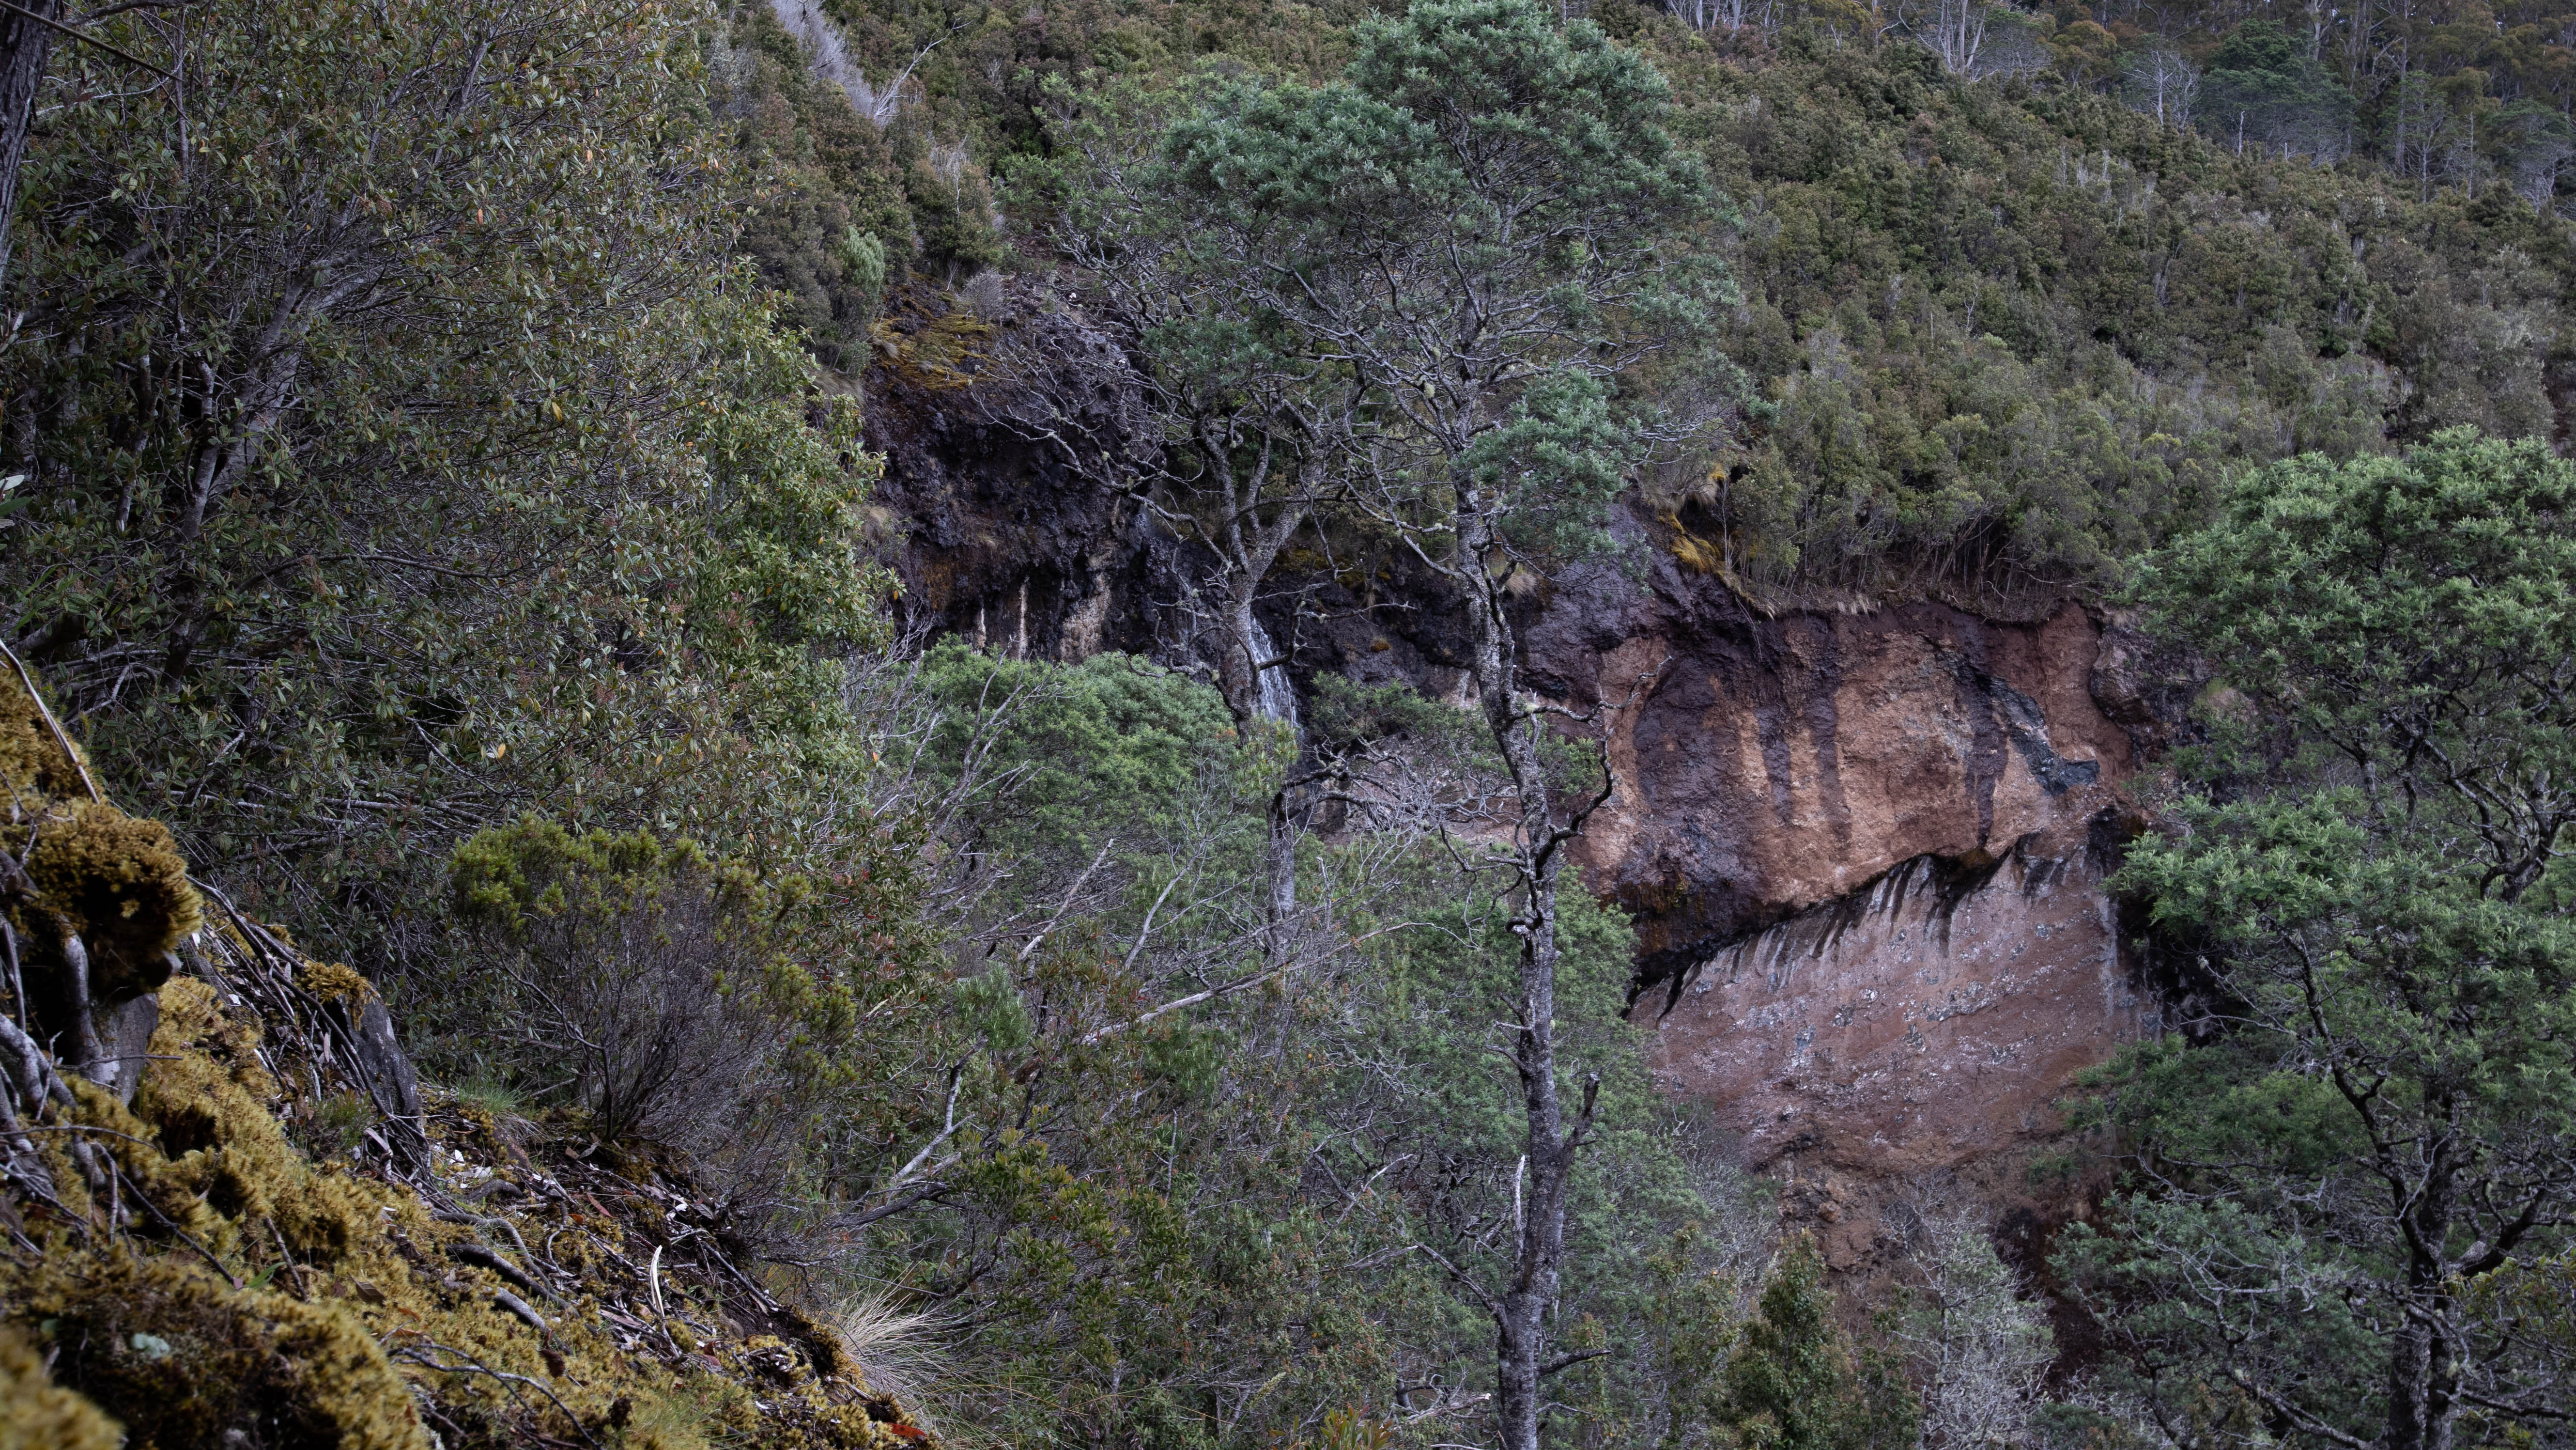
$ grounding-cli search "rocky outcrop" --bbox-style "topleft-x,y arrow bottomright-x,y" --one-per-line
1509,550 -> 2186,1185
1520,560 -> 2140,980
864,281 -> 1157,657
1636,799 -> 2152,1177
864,316 -> 2198,1193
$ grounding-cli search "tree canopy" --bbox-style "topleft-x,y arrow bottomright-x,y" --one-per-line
2068,428 -> 2576,1450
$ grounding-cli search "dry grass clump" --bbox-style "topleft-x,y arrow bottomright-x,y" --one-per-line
830,1290 -> 949,1418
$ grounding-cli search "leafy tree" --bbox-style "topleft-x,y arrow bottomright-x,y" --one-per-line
1143,3 -> 1736,1442
2199,19 -> 2355,161
1032,70 -> 1369,945
2,0 -> 892,974
823,643 -> 1765,1449
1714,1239 -> 1919,1450
2065,428 -> 2576,1450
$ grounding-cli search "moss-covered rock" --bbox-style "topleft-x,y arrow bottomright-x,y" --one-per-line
6,972 -> 943,1450
27,799 -> 201,993
0,1323 -> 123,1450
130,978 -> 386,1261
0,663 -> 91,812
7,1251 -> 431,1450
297,958 -> 371,1005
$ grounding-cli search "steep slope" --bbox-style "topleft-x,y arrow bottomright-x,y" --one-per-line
0,669 -> 940,1450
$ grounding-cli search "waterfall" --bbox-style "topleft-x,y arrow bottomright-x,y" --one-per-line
1244,611 -> 1299,730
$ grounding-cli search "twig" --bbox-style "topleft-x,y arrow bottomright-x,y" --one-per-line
0,638 -> 102,801
449,1240 -> 547,1299
492,1287 -> 548,1332
391,1340 -> 601,1449
888,1060 -> 965,1189
0,0 -> 174,79
117,1161 -> 238,1286
1018,839 -> 1113,965
1075,962 -> 1290,1047
270,1216 -> 309,1299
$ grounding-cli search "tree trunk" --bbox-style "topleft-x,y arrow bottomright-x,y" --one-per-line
1459,497 -> 1582,1450
2386,1129 -> 2461,1450
0,0 -> 59,289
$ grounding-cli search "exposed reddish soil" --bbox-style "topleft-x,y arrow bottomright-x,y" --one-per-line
1516,567 -> 2186,1204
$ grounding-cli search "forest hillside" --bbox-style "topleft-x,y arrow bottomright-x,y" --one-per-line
3,0 -> 2576,1448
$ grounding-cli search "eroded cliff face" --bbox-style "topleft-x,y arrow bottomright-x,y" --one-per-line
1638,805 -> 2147,1176
867,329 -> 2191,1202
1521,558 -> 2182,1190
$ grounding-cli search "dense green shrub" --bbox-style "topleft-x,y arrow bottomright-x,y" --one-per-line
2064,428 -> 2576,1447
1711,1239 -> 1920,1450
1,0 -> 895,982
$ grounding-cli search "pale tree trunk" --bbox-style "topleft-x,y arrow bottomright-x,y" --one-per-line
1456,494 -> 1598,1450
1224,584 -> 1301,943
1208,479 -> 1309,958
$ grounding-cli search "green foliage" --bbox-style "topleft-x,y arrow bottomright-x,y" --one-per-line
2199,19 -> 2353,157
443,816 -> 894,1221
1630,1225 -> 1762,1450
2134,426 -> 2576,793
817,647 -> 1769,1448
1651,35 -> 2568,603
1148,0 -> 1731,568
2,0 -> 895,982
2067,428 -> 2576,1446
909,638 -> 1286,872
853,0 -> 2576,603
724,0 -> 914,368
1712,1239 -> 1919,1450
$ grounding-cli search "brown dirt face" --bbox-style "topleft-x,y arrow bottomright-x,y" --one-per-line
1529,584 -> 2167,1206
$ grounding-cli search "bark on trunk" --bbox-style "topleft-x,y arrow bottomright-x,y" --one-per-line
1458,497 -> 1583,1450
0,0 -> 56,289
2385,1126 -> 2460,1450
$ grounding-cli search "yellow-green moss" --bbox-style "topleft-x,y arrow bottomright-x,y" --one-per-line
0,664 -> 89,812
131,979 -> 385,1262
297,959 -> 372,1005
0,668 -> 939,1448
6,1249 -> 430,1450
11,978 -> 927,1450
26,799 -> 202,990
0,1323 -> 123,1450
